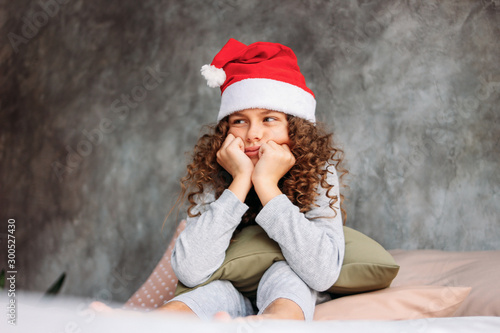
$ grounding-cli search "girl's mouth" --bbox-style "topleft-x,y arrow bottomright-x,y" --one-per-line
245,146 -> 260,157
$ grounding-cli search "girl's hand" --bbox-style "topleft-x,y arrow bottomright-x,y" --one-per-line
252,141 -> 295,201
217,133 -> 254,202
217,133 -> 254,179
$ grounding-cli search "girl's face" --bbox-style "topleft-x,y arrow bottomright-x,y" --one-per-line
228,108 -> 290,165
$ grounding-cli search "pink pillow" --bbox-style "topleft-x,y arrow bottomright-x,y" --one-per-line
313,285 -> 471,321
389,249 -> 500,317
123,220 -> 186,311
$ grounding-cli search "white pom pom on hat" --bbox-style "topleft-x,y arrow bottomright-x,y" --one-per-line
201,38 -> 316,123
200,64 -> 226,88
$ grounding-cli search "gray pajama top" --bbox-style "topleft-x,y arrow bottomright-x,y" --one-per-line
171,165 -> 345,293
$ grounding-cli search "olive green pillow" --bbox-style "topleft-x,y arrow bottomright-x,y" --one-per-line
330,226 -> 400,294
175,225 -> 399,297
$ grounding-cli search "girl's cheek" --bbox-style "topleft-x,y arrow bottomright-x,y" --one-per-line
271,128 -> 290,145
228,129 -> 243,139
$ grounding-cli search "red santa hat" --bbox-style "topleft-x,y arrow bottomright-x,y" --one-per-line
201,38 -> 316,123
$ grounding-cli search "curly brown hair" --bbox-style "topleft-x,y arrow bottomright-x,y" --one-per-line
170,115 -> 348,228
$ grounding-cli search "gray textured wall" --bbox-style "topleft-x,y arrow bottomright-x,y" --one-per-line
1,0 -> 499,303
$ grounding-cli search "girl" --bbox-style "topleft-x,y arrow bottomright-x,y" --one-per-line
159,38 -> 348,321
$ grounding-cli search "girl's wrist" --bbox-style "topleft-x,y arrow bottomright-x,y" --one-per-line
253,181 -> 282,206
252,175 -> 279,190
228,175 -> 252,203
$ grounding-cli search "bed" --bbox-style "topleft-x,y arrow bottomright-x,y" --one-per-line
4,301 -> 500,333
122,221 -> 500,326
4,221 -> 499,332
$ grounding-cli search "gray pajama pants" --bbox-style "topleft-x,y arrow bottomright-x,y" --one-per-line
167,261 -> 318,321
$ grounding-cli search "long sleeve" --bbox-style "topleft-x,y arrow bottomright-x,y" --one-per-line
255,165 -> 345,292
171,189 -> 249,287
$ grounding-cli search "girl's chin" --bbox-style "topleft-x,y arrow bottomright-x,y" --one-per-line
250,156 -> 259,165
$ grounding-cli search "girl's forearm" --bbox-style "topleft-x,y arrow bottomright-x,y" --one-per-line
171,190 -> 249,287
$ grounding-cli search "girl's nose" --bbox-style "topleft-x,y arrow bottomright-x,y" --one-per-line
246,123 -> 263,142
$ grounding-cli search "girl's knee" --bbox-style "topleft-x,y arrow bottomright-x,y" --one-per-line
262,298 -> 305,320
257,262 -> 316,321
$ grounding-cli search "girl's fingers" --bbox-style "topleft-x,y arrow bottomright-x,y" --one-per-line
217,134 -> 237,164
263,140 -> 290,151
221,134 -> 245,153
262,140 -> 277,149
220,133 -> 236,150
280,143 -> 291,152
233,136 -> 245,151
259,141 -> 292,157
217,134 -> 254,179
258,143 -> 266,158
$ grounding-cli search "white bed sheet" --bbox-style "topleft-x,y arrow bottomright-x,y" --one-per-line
2,294 -> 499,333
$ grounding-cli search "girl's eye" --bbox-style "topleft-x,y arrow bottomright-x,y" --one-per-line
231,119 -> 245,124
264,117 -> 276,122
